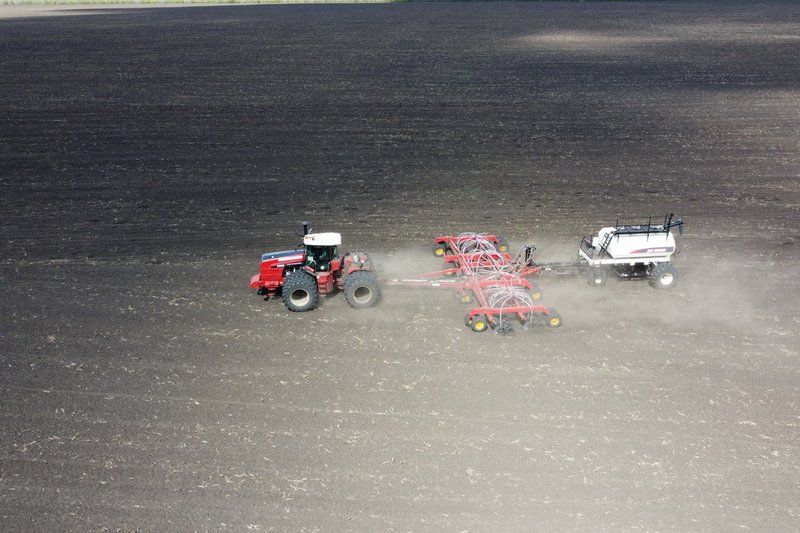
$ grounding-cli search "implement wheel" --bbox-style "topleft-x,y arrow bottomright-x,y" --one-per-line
588,266 -> 607,287
494,321 -> 513,336
470,314 -> 490,333
282,270 -> 319,312
433,243 -> 447,257
496,239 -> 509,253
344,271 -> 382,308
649,263 -> 678,289
545,308 -> 562,328
530,283 -> 543,301
523,315 -> 542,330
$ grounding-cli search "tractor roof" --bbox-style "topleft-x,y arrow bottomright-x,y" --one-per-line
303,232 -> 342,247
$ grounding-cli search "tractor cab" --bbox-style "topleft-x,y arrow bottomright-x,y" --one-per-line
303,232 -> 341,273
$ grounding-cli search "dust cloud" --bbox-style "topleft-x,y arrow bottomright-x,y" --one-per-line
366,237 -> 797,342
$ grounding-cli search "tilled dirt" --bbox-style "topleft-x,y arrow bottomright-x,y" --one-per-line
1,2 -> 799,531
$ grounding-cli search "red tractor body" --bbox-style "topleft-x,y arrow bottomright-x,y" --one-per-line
250,249 -> 306,293
250,226 -> 380,312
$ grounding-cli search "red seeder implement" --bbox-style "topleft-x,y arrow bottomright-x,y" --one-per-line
433,233 -> 509,257
387,232 -> 561,335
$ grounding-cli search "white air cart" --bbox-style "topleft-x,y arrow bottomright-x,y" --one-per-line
578,214 -> 684,289
536,214 -> 684,289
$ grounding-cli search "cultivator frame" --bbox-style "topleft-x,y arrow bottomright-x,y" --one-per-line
388,232 -> 561,335
432,233 -> 510,257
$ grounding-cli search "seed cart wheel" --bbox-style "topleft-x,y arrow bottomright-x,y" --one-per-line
344,271 -> 382,308
649,263 -> 678,290
587,266 -> 608,287
523,315 -> 542,330
282,270 -> 319,312
470,314 -> 489,333
494,321 -> 513,336
529,283 -> 543,301
545,308 -> 562,328
433,243 -> 447,257
458,291 -> 473,304
496,239 -> 509,253
443,261 -> 459,277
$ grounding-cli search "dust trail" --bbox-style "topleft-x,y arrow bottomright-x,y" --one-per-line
520,237 -> 799,337
368,234 -> 799,340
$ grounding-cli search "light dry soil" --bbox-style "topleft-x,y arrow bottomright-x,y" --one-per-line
1,2 -> 799,531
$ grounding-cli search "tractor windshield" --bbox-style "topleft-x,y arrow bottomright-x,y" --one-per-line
306,246 -> 337,271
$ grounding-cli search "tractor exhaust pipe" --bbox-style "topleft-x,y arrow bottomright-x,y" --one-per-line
302,221 -> 310,236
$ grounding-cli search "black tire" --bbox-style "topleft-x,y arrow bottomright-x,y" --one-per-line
649,263 -> 678,290
496,239 -> 509,253
545,308 -> 562,328
529,283 -> 543,301
282,270 -> 319,312
523,315 -> 542,330
457,291 -> 473,304
433,243 -> 447,257
470,314 -> 490,333
587,266 -> 608,287
443,261 -> 459,277
494,321 -> 513,336
344,271 -> 381,308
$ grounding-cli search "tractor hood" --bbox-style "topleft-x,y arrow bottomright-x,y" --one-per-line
261,249 -> 305,263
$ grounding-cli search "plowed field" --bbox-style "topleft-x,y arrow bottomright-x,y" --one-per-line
1,2 -> 799,531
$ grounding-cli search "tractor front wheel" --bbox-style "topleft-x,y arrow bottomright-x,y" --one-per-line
344,271 -> 382,308
649,263 -> 678,289
282,270 -> 319,312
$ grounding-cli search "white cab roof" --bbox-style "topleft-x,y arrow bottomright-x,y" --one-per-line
303,232 -> 342,246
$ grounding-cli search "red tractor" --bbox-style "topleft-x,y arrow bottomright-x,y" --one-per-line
250,223 -> 381,312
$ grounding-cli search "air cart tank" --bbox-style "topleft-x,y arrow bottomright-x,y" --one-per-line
591,226 -> 676,260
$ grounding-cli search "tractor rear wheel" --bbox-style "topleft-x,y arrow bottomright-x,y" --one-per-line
282,270 -> 319,312
649,263 -> 678,289
344,271 -> 381,308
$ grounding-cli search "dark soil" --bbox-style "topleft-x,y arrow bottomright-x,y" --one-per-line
1,2 -> 799,531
